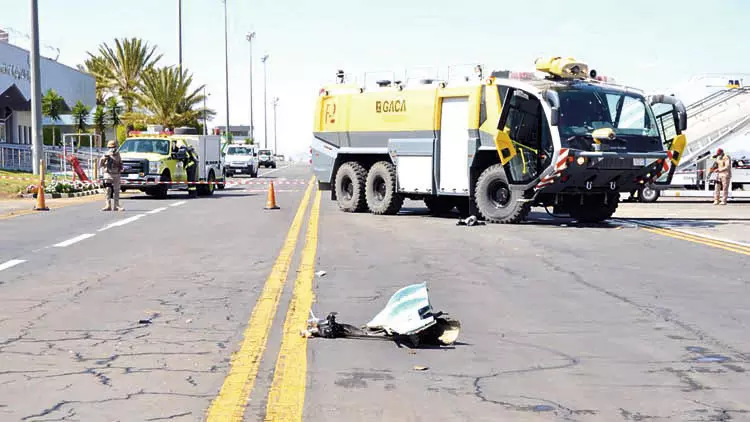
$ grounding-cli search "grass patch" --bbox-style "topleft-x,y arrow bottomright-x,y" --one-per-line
0,169 -> 54,198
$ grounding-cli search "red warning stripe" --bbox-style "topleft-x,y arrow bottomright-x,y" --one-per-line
0,174 -> 306,186
555,149 -> 570,170
663,151 -> 673,171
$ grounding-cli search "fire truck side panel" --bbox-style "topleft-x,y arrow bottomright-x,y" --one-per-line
314,84 -> 497,197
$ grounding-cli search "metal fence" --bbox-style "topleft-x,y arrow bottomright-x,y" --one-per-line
1,144 -> 105,178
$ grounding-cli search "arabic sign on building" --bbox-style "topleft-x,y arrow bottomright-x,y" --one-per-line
0,63 -> 30,81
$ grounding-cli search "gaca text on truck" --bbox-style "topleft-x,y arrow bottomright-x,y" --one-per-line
118,126 -> 226,198
311,57 -> 688,223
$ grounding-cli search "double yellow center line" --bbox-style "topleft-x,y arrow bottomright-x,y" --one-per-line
206,177 -> 321,421
641,225 -> 750,256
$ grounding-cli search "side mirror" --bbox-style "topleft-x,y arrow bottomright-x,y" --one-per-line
550,107 -> 560,126
649,94 -> 688,133
677,108 -> 688,132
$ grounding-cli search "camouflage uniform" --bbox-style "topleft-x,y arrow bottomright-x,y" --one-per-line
99,141 -> 123,211
713,152 -> 732,205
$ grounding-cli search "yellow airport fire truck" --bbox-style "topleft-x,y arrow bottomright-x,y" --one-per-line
119,126 -> 225,198
311,57 -> 688,223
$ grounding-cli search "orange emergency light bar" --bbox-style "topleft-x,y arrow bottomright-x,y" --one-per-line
127,130 -> 174,137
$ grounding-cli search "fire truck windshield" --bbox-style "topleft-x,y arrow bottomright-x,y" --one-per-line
119,138 -> 171,155
554,87 -> 661,151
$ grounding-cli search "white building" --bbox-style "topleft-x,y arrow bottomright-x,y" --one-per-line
0,32 -> 95,145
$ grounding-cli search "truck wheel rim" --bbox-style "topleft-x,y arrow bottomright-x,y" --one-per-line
342,177 -> 353,200
489,180 -> 510,208
374,177 -> 386,201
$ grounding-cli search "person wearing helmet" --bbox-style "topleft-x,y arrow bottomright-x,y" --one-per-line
179,144 -> 199,198
98,140 -> 124,211
709,148 -> 732,205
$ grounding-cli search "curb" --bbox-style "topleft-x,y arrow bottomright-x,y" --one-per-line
26,189 -> 104,199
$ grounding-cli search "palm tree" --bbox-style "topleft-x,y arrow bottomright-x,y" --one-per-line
137,66 -> 209,128
106,97 -> 121,127
87,37 -> 162,114
71,101 -> 90,134
41,89 -> 65,146
77,56 -> 109,105
93,105 -> 107,145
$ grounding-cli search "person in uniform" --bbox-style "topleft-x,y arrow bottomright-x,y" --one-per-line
183,145 -> 199,198
98,140 -> 124,211
710,148 -> 732,205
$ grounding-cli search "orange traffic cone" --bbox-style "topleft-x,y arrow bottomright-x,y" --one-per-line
264,181 -> 280,210
34,159 -> 49,211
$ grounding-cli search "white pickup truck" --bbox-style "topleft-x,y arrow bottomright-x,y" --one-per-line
223,143 -> 259,177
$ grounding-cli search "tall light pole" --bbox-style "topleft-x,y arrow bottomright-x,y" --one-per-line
246,32 -> 255,141
29,0 -> 43,175
272,97 -> 279,154
261,53 -> 269,149
202,87 -> 210,135
177,0 -> 182,70
221,0 -> 230,141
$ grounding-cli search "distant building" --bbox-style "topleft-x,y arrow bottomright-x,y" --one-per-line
214,125 -> 252,137
0,29 -> 8,43
0,32 -> 95,145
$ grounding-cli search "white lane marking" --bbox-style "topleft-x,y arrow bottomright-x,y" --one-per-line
147,207 -> 168,215
98,214 -> 146,232
244,189 -> 302,193
0,259 -> 26,271
257,166 -> 288,177
53,233 -> 96,248
170,201 -> 187,207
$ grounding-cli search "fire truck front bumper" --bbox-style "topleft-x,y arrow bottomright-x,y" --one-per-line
120,173 -> 164,188
535,151 -> 670,194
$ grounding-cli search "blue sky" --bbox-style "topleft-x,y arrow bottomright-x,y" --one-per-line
3,0 -> 749,157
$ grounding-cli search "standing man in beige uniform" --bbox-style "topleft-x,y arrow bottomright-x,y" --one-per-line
711,148 -> 732,205
99,140 -> 124,211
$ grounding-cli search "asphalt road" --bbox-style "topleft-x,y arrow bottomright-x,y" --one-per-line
1,164 -> 749,421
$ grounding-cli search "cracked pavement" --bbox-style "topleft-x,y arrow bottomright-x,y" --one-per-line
0,166 -> 311,421
2,163 -> 750,421
305,198 -> 750,421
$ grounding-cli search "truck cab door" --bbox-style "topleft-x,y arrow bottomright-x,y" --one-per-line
648,95 -> 688,185
496,86 -> 554,184
171,144 -> 188,182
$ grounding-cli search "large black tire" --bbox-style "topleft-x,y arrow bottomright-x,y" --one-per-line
198,171 -> 216,196
639,184 -> 660,203
424,196 -> 456,215
334,161 -> 368,212
146,171 -> 170,199
474,164 -> 531,224
366,161 -> 404,215
569,193 -> 619,223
